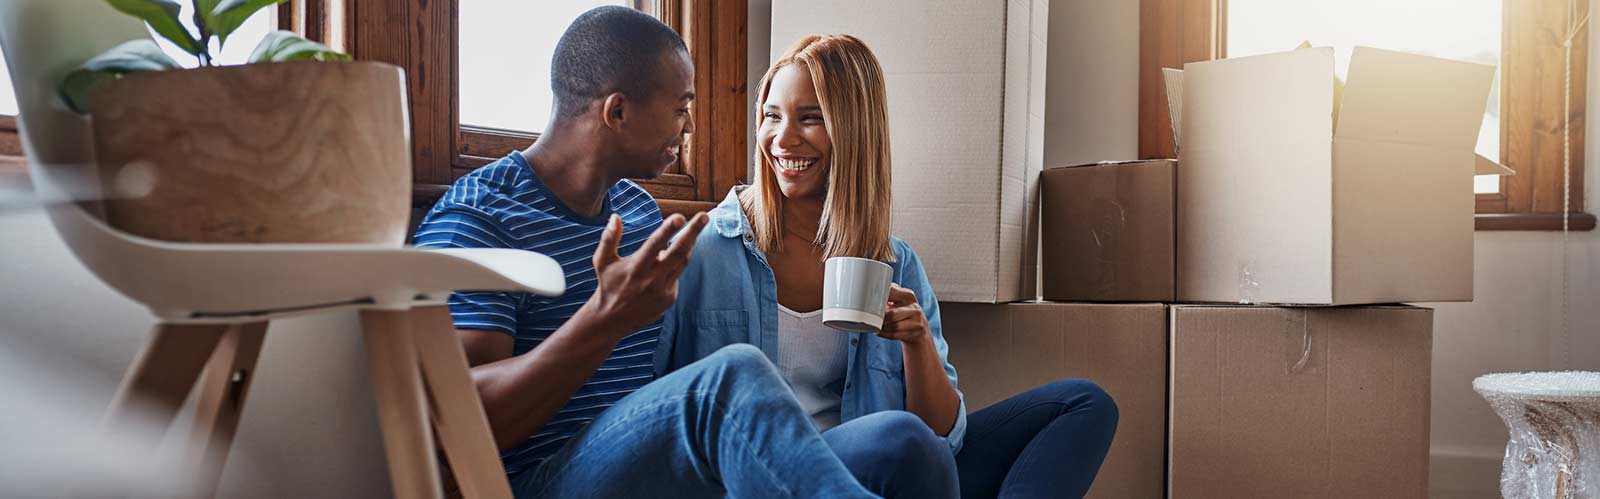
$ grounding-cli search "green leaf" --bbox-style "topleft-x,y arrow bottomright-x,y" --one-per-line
248,30 -> 351,63
58,39 -> 182,114
104,0 -> 202,55
193,0 -> 220,39
207,0 -> 286,45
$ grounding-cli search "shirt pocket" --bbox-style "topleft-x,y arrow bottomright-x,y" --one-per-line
686,309 -> 751,348
866,339 -> 905,377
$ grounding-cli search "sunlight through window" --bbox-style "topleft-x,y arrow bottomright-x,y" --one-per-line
459,1 -> 633,133
1228,0 -> 1504,194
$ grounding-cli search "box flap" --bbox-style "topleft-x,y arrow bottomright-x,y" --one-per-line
1336,46 -> 1496,150
1163,68 -> 1184,151
1044,159 -> 1177,171
1476,154 -> 1515,176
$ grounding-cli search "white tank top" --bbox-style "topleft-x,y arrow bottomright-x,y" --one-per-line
776,304 -> 851,431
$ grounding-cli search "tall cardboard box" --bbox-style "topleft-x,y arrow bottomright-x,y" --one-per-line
942,302 -> 1167,499
1166,47 -> 1495,305
1040,160 -> 1176,302
1167,305 -> 1432,499
771,0 -> 1049,303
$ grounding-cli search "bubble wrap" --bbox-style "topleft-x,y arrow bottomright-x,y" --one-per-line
1474,372 -> 1600,499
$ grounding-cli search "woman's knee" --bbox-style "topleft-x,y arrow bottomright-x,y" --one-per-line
1045,379 -> 1119,422
857,411 -> 949,463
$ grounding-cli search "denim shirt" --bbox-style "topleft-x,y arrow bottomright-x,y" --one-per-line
656,187 -> 968,453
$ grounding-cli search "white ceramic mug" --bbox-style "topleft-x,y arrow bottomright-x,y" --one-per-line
822,256 -> 894,332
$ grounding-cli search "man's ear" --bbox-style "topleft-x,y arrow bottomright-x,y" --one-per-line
599,92 -> 627,132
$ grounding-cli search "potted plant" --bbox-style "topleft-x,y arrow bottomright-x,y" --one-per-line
61,0 -> 411,245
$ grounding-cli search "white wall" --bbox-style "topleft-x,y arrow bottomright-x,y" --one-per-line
1425,1 -> 1600,495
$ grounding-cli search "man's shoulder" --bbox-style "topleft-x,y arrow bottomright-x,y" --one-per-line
442,154 -> 534,206
609,179 -> 662,222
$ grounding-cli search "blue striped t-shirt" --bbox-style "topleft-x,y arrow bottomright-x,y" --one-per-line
413,151 -> 663,479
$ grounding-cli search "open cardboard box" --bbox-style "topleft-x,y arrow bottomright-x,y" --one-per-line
1162,45 -> 1507,305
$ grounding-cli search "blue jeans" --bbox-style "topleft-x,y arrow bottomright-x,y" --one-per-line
955,379 -> 1119,499
510,344 -> 879,498
823,380 -> 1116,499
822,411 -> 961,499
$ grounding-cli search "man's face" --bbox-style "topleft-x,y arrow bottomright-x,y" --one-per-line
613,50 -> 695,180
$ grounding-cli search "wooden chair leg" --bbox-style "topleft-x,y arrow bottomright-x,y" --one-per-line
103,323 -> 229,450
410,306 -> 513,499
186,321 -> 269,497
361,309 -> 444,499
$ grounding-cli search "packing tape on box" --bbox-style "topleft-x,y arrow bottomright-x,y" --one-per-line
1091,198 -> 1127,296
1283,310 -> 1314,375
1473,372 -> 1600,499
1238,260 -> 1262,305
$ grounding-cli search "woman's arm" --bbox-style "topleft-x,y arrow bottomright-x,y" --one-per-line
880,284 -> 962,437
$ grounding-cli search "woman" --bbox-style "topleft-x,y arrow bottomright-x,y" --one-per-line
659,35 -> 1118,499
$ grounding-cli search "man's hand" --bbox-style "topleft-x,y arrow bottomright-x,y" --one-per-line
582,212 -> 709,337
877,283 -> 932,345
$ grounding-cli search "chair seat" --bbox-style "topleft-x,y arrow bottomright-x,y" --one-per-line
62,209 -> 567,321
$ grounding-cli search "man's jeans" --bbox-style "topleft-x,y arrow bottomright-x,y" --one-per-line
511,344 -> 880,498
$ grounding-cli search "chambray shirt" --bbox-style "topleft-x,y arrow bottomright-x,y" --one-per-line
656,187 -> 968,453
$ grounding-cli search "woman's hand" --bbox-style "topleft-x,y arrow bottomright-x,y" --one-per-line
877,283 -> 932,345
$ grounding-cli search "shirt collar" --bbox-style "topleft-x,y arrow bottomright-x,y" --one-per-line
711,186 -> 751,239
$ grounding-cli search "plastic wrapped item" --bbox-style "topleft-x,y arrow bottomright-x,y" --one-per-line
1474,372 -> 1600,499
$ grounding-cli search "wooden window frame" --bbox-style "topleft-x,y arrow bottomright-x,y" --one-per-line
1140,0 -> 1595,231
342,0 -> 747,217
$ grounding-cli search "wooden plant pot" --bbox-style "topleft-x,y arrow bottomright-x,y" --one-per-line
89,60 -> 411,244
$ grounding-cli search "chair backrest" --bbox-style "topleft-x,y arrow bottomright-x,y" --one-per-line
0,1 -> 159,272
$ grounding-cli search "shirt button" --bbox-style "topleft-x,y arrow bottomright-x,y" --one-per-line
851,339 -> 860,345
743,234 -> 753,241
845,383 -> 852,389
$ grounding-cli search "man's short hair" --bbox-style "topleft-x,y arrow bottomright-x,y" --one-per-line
551,6 -> 688,119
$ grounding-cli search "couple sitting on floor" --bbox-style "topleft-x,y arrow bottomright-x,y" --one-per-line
414,6 -> 1117,499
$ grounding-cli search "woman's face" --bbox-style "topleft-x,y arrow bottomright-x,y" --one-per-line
758,64 -> 832,201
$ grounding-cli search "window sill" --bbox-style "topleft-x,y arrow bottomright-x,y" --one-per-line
1475,212 -> 1597,231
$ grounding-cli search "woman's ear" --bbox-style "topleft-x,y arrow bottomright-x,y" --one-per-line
600,92 -> 627,131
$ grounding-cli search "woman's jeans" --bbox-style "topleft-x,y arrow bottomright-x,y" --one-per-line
826,379 -> 1119,499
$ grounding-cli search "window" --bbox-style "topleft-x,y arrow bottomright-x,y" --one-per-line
0,53 -> 16,116
1227,0 -> 1504,195
1140,0 -> 1594,230
341,0 -> 748,216
459,1 -> 631,134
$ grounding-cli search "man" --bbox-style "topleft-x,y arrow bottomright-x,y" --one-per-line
414,7 -> 883,498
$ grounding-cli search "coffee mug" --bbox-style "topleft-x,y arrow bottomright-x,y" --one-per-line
822,256 -> 894,332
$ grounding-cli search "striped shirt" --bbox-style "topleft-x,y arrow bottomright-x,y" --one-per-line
413,151 -> 663,479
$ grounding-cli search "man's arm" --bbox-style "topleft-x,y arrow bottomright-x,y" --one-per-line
458,212 -> 708,451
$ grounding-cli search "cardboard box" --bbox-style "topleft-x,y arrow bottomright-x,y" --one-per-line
1164,46 -> 1496,305
1040,160 -> 1176,302
942,302 -> 1167,499
771,0 -> 1048,303
1167,304 -> 1432,499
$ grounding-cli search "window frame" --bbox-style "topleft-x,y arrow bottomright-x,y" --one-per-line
341,0 -> 747,217
1139,0 -> 1595,231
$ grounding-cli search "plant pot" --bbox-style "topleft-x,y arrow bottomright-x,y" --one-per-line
89,60 -> 411,244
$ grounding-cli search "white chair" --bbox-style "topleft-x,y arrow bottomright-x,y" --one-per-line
0,2 -> 564,498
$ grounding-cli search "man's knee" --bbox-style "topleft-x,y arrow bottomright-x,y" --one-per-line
687,344 -> 785,391
706,343 -> 769,370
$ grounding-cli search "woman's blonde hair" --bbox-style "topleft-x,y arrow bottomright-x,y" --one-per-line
741,34 -> 895,262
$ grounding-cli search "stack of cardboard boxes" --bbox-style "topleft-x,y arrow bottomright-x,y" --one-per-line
952,47 -> 1505,499
775,1 -> 1507,498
